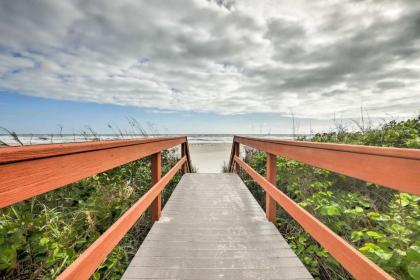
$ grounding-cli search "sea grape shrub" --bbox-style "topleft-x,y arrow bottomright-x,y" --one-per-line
355,193 -> 420,280
309,116 -> 420,148
240,116 -> 420,280
0,150 -> 181,280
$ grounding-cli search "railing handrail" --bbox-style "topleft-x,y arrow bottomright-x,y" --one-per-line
230,136 -> 420,195
0,136 -> 192,280
228,135 -> 420,280
0,136 -> 191,208
234,136 -> 420,160
0,136 -> 186,164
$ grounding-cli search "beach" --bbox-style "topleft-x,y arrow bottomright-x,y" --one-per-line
188,143 -> 232,173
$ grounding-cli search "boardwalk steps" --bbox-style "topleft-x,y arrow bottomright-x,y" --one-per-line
122,173 -> 313,280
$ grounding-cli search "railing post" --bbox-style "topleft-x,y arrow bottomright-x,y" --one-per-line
233,142 -> 240,173
151,152 -> 161,222
266,152 -> 277,223
181,143 -> 187,173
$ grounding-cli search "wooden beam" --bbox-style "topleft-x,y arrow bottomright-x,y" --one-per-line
0,137 -> 186,208
0,137 -> 186,164
235,136 -> 420,195
265,153 -> 277,223
151,152 -> 162,222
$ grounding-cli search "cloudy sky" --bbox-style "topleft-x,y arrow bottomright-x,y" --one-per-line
1,0 -> 419,134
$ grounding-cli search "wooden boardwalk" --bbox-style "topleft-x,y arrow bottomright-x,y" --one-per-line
4,136 -> 413,279
122,173 -> 312,280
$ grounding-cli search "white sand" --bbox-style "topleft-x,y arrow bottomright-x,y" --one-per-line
188,143 -> 232,173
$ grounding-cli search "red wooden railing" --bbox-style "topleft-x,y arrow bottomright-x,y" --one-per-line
0,136 -> 192,280
228,136 -> 420,280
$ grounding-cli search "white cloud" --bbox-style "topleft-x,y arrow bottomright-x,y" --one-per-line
0,0 -> 419,119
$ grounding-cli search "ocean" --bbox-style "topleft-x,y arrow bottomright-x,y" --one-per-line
0,134 -> 297,172
0,134 -> 298,145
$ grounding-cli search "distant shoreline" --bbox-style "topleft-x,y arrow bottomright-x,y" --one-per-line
0,134 -> 297,146
0,133 -> 309,137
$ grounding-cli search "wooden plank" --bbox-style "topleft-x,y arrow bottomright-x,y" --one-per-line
123,267 -> 313,280
0,138 -> 185,208
122,173 -> 312,280
234,136 -> 420,195
234,156 -> 394,280
56,156 -> 186,280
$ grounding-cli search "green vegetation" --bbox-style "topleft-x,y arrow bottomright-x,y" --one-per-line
0,150 -> 182,279
239,116 -> 420,280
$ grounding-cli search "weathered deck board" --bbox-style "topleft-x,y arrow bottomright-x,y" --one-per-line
122,173 -> 313,280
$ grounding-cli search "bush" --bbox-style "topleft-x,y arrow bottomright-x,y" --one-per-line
239,116 -> 420,280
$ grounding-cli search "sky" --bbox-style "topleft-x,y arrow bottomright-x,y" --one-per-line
0,0 -> 419,134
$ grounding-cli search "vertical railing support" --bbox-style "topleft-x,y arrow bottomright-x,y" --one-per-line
181,143 -> 187,173
151,152 -> 162,222
233,142 -> 240,173
266,152 -> 277,223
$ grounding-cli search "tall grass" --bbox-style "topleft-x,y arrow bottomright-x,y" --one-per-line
0,117 -> 160,146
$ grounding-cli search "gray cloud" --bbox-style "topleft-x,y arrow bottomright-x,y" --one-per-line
0,0 -> 419,119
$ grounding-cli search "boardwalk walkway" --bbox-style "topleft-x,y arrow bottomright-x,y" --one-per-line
3,136 -> 414,279
122,173 -> 312,280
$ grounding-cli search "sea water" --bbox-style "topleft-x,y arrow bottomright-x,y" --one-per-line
0,134 -> 294,172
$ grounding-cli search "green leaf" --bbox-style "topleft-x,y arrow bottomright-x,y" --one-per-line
367,212 -> 380,220
40,237 -> 50,246
351,231 -> 364,241
359,243 -> 392,262
354,206 -> 364,213
320,205 -> 341,216
367,212 -> 390,221
407,246 -> 420,262
408,263 -> 420,280
366,231 -> 383,240
389,224 -> 412,235
0,245 -> 17,270
92,271 -> 101,280
298,236 -> 307,245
